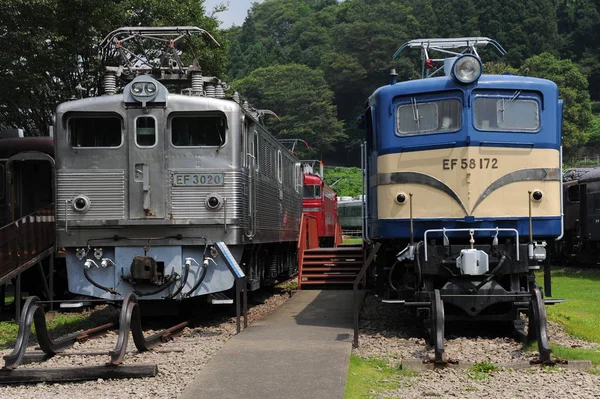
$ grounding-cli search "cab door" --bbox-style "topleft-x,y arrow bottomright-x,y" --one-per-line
128,110 -> 166,219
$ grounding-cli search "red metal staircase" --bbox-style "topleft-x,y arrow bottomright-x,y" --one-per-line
297,217 -> 364,288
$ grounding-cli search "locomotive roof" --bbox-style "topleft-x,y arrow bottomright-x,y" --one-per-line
304,174 -> 323,184
56,92 -> 241,115
576,167 -> 600,183
0,136 -> 54,159
368,74 -> 559,106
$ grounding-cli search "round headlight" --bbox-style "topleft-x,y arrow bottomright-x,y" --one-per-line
205,193 -> 223,210
145,83 -> 157,95
452,55 -> 482,84
131,82 -> 144,95
72,194 -> 91,213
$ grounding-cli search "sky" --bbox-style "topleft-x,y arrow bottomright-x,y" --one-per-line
204,0 -> 265,28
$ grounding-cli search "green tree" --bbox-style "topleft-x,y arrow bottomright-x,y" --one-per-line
483,62 -> 518,75
0,0 -> 225,135
232,64 -> 346,157
475,0 -> 559,66
557,0 -> 600,100
324,166 -> 362,197
519,52 -> 592,150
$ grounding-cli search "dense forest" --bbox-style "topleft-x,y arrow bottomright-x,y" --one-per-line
1,0 -> 599,169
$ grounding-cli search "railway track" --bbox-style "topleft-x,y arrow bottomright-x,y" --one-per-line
0,280 -> 292,390
0,294 -> 190,383
355,293 -> 594,368
0,281 -> 295,395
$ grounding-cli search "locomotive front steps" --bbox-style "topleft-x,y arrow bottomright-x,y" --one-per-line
298,245 -> 365,288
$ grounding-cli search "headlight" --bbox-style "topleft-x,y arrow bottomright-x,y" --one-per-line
72,194 -> 91,213
452,55 -> 482,84
131,82 -> 144,95
205,193 -> 223,210
532,190 -> 543,201
145,83 -> 157,95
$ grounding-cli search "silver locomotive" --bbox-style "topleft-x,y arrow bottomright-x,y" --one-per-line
54,27 -> 302,301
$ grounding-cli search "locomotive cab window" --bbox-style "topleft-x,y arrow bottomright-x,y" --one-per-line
135,116 -> 156,147
69,116 -> 122,148
396,98 -> 461,134
474,92 -> 540,131
303,184 -> 321,199
567,185 -> 580,203
171,114 -> 226,147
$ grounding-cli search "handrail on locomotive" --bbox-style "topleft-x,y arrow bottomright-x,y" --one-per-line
393,37 -> 506,79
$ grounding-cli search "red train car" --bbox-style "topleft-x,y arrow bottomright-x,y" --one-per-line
302,161 -> 338,247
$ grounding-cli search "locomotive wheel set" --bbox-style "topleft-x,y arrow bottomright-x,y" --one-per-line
359,37 -> 564,363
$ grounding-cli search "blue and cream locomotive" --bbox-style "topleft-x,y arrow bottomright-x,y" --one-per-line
361,38 -> 562,362
53,27 -> 302,303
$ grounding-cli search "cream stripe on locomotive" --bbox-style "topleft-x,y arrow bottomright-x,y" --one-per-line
375,147 -> 561,219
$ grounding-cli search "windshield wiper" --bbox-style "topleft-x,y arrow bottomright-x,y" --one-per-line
411,97 -> 421,132
498,90 -> 521,123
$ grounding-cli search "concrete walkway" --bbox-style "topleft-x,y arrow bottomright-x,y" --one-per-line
179,289 -> 361,399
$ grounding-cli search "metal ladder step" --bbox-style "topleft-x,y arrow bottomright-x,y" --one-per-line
208,292 -> 233,305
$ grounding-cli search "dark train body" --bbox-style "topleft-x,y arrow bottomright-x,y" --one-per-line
361,38 -> 562,361
557,168 -> 600,264
0,131 -> 54,227
0,130 -> 57,298
53,27 -> 302,302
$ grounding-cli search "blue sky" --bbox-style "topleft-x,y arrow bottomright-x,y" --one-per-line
204,0 -> 265,28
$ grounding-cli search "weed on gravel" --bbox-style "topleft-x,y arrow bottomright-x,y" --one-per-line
467,361 -> 499,380
345,355 -> 419,399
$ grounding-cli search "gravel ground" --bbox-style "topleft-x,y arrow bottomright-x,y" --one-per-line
354,294 -> 600,399
0,286 -> 294,399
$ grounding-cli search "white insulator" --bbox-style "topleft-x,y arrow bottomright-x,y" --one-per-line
191,72 -> 203,96
243,100 -> 250,111
232,92 -> 240,103
215,84 -> 225,98
103,72 -> 117,95
205,84 -> 216,98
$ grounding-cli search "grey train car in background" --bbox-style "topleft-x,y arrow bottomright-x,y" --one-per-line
337,197 -> 363,232
53,27 -> 302,302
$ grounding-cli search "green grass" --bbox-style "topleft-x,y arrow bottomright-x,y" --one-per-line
0,305 -> 118,350
550,345 -> 600,366
537,269 -> 600,343
276,280 -> 298,291
531,269 -> 600,368
344,355 -> 418,399
342,238 -> 363,245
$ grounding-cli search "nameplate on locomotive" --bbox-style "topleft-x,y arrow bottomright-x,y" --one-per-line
173,173 -> 224,186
